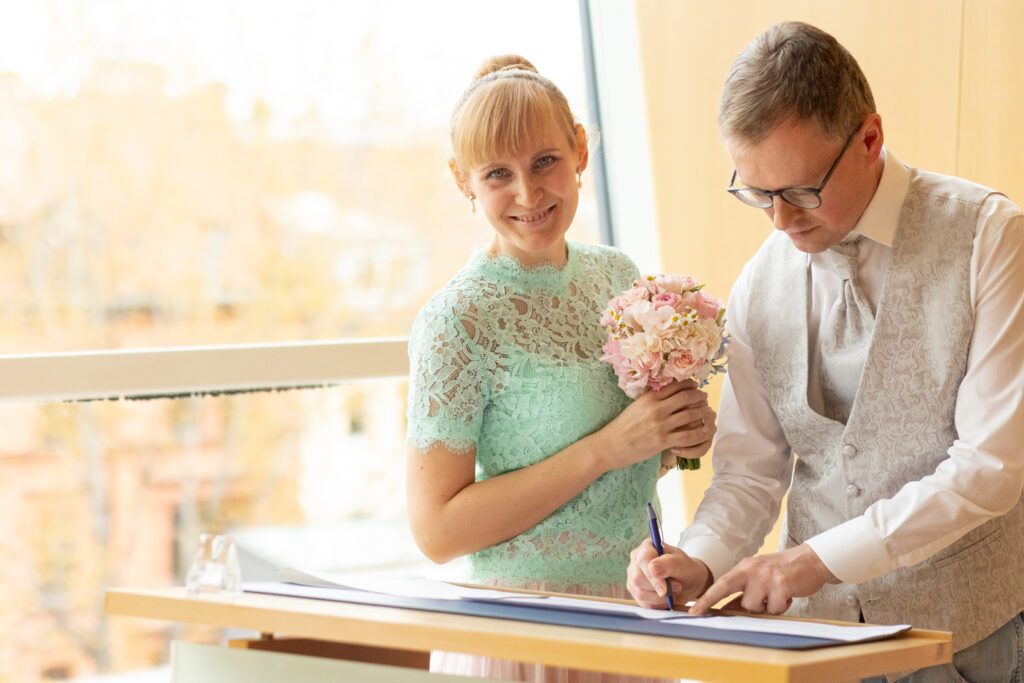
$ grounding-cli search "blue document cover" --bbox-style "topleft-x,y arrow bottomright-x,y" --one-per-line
243,581 -> 845,650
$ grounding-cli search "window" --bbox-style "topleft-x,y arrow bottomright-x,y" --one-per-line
0,1 -> 602,354
0,2 -> 625,680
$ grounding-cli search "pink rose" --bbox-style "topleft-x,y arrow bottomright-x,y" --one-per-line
651,291 -> 683,310
601,339 -> 634,379
635,305 -> 676,335
635,349 -> 664,375
694,292 -> 722,319
611,286 -> 649,312
620,367 -> 650,398
620,299 -> 653,328
620,331 -> 664,359
653,274 -> 699,294
662,349 -> 703,382
649,377 -> 672,393
601,339 -> 625,365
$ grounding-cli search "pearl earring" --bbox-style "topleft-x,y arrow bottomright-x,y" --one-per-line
576,171 -> 583,189
469,194 -> 476,213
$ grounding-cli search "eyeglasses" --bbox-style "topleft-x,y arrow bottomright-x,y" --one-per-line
727,128 -> 859,210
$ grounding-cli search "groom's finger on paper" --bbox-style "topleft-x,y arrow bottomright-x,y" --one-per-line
718,595 -> 749,613
766,592 -> 792,616
690,574 -> 742,615
740,587 -> 769,614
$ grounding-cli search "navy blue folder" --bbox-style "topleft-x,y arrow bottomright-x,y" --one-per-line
243,581 -> 845,650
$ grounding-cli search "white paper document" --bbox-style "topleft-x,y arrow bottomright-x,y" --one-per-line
280,568 -> 680,619
278,567 -> 533,601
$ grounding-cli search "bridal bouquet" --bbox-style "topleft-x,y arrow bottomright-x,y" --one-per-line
600,274 -> 728,470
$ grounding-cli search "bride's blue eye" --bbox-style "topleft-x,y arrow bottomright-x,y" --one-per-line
535,155 -> 558,169
486,168 -> 510,181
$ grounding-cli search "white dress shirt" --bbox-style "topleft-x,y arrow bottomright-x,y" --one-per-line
680,150 -> 1024,585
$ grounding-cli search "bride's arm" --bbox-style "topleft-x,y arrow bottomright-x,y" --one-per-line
406,383 -> 714,564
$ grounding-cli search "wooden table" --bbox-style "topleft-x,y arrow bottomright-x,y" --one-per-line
105,587 -> 951,682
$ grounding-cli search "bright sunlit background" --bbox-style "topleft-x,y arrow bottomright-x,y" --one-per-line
0,1 -> 604,680
0,0 -> 601,353
8,0 -> 1024,680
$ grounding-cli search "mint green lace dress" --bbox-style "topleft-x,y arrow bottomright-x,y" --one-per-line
408,241 -> 669,682
407,240 -> 662,590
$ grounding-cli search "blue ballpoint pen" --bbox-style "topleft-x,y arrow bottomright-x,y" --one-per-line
646,502 -> 675,612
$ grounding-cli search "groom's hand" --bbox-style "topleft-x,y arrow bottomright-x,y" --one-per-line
689,544 -> 838,615
626,539 -> 713,609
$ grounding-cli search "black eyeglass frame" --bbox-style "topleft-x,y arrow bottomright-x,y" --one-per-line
727,128 -> 859,210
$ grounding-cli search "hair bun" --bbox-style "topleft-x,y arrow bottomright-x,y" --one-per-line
473,54 -> 538,80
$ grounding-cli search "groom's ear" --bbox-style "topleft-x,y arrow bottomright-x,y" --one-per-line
859,113 -> 885,162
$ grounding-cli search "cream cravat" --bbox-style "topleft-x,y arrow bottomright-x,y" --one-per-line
819,236 -> 874,423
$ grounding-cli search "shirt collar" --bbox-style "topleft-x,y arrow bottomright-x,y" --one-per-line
848,147 -> 909,248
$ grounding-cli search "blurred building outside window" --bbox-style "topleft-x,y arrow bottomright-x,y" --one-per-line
0,1 -> 620,681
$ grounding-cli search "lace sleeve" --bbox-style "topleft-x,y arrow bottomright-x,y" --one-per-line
406,293 -> 488,454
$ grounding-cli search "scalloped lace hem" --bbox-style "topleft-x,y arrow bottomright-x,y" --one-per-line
407,437 -> 477,455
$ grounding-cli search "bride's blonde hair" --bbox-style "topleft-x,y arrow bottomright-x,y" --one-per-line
450,54 -> 583,172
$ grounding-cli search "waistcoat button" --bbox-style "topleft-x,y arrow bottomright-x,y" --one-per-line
842,444 -> 858,457
846,483 -> 861,497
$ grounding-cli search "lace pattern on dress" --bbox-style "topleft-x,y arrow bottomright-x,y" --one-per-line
407,242 -> 657,586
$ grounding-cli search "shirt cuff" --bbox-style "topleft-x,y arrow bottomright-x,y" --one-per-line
804,516 -> 894,585
679,534 -> 735,583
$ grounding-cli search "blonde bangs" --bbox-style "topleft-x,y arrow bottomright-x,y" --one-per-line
452,78 -> 575,171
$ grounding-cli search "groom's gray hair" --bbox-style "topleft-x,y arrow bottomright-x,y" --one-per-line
719,21 -> 875,146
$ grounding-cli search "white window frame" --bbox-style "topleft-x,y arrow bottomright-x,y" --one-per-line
585,0 -> 684,534
587,0 -> 662,273
0,338 -> 408,402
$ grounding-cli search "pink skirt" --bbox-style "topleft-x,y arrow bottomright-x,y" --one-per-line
430,580 -> 679,683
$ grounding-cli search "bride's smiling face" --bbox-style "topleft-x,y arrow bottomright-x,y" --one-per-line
457,121 -> 588,267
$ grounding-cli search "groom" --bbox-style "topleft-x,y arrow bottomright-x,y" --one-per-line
627,21 -> 1024,680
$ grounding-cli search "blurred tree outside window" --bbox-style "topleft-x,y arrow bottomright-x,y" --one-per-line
0,0 -> 601,353
0,1 -> 603,680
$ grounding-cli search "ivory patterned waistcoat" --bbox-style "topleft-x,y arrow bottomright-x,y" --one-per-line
744,168 -> 1024,651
